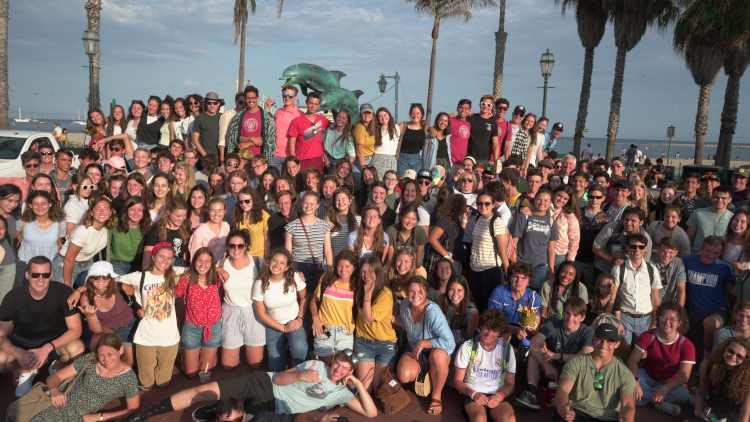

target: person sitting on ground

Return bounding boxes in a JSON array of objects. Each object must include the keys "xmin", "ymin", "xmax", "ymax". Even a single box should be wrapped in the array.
[
  {"xmin": 626, "ymin": 300, "xmax": 695, "ymax": 417},
  {"xmin": 553, "ymin": 323, "xmax": 637, "ymax": 422},
  {"xmin": 488, "ymin": 261, "xmax": 541, "ymax": 344},
  {"xmin": 691, "ymin": 338, "xmax": 750, "ymax": 422},
  {"xmin": 453, "ymin": 309, "xmax": 517, "ymax": 422},
  {"xmin": 512, "ymin": 297, "xmax": 594, "ymax": 411},
  {"xmin": 122, "ymin": 350, "xmax": 378, "ymax": 422}
]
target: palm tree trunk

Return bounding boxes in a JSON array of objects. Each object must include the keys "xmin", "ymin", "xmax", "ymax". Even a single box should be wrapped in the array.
[
  {"xmin": 425, "ymin": 19, "xmax": 439, "ymax": 125},
  {"xmin": 693, "ymin": 83, "xmax": 711, "ymax": 165},
  {"xmin": 573, "ymin": 47, "xmax": 595, "ymax": 159},
  {"xmin": 0, "ymin": 0, "xmax": 8, "ymax": 131},
  {"xmin": 717, "ymin": 71, "xmax": 741, "ymax": 168},
  {"xmin": 605, "ymin": 45, "xmax": 627, "ymax": 161},
  {"xmin": 238, "ymin": 15, "xmax": 247, "ymax": 92},
  {"xmin": 492, "ymin": 0, "xmax": 507, "ymax": 99}
]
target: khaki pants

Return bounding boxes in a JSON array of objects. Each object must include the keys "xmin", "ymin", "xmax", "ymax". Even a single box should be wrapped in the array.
[{"xmin": 135, "ymin": 343, "xmax": 179, "ymax": 388}]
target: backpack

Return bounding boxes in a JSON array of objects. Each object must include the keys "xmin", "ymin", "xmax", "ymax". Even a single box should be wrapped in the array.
[
  {"xmin": 463, "ymin": 335, "xmax": 513, "ymax": 388},
  {"xmin": 474, "ymin": 213, "xmax": 502, "ymax": 267},
  {"xmin": 618, "ymin": 262, "xmax": 656, "ymax": 293}
]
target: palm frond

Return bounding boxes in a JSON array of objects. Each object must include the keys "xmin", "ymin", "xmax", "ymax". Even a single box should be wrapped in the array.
[
  {"xmin": 406, "ymin": 0, "xmax": 495, "ymax": 22},
  {"xmin": 277, "ymin": 0, "xmax": 285, "ymax": 18},
  {"xmin": 232, "ymin": 0, "xmax": 250, "ymax": 43}
]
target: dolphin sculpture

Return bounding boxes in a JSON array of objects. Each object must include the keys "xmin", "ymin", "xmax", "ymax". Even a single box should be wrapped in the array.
[
  {"xmin": 280, "ymin": 63, "xmax": 346, "ymax": 96},
  {"xmin": 320, "ymin": 87, "xmax": 364, "ymax": 125}
]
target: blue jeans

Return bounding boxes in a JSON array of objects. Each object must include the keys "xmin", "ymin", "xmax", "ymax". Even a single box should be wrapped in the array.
[
  {"xmin": 553, "ymin": 254, "xmax": 567, "ymax": 272},
  {"xmin": 0, "ymin": 264, "xmax": 15, "ymax": 302},
  {"xmin": 313, "ymin": 325, "xmax": 354, "ymax": 357},
  {"xmin": 397, "ymin": 152, "xmax": 423, "ymax": 177},
  {"xmin": 621, "ymin": 313, "xmax": 652, "ymax": 345},
  {"xmin": 111, "ymin": 260, "xmax": 132, "ymax": 277},
  {"xmin": 636, "ymin": 367, "xmax": 689, "ymax": 405},
  {"xmin": 265, "ymin": 324, "xmax": 308, "ymax": 372},
  {"xmin": 110, "ymin": 318, "xmax": 137, "ymax": 347},
  {"xmin": 50, "ymin": 254, "xmax": 92, "ymax": 288},
  {"xmin": 271, "ymin": 156, "xmax": 285, "ymax": 177},
  {"xmin": 532, "ymin": 263, "xmax": 549, "ymax": 289},
  {"xmin": 468, "ymin": 266, "xmax": 505, "ymax": 313}
]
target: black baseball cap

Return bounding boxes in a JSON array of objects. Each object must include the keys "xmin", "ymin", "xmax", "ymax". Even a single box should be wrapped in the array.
[
  {"xmin": 513, "ymin": 105, "xmax": 526, "ymax": 116},
  {"xmin": 594, "ymin": 323, "xmax": 619, "ymax": 342},
  {"xmin": 613, "ymin": 180, "xmax": 630, "ymax": 190},
  {"xmin": 417, "ymin": 169, "xmax": 432, "ymax": 180},
  {"xmin": 552, "ymin": 122, "xmax": 564, "ymax": 132}
]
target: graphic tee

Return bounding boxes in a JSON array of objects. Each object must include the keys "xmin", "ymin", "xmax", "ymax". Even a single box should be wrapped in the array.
[
  {"xmin": 683, "ymin": 256, "xmax": 735, "ymax": 316},
  {"xmin": 455, "ymin": 338, "xmax": 517, "ymax": 394},
  {"xmin": 242, "ymin": 109, "xmax": 262, "ymax": 155},
  {"xmin": 272, "ymin": 360, "xmax": 355, "ymax": 414},
  {"xmin": 509, "ymin": 213, "xmax": 559, "ymax": 267},
  {"xmin": 287, "ymin": 115, "xmax": 331, "ymax": 160},
  {"xmin": 450, "ymin": 118, "xmax": 471, "ymax": 164}
]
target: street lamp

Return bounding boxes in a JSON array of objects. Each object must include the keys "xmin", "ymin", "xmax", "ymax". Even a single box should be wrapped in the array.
[
  {"xmin": 667, "ymin": 125, "xmax": 675, "ymax": 167},
  {"xmin": 538, "ymin": 48, "xmax": 555, "ymax": 118},
  {"xmin": 82, "ymin": 28, "xmax": 100, "ymax": 109},
  {"xmin": 377, "ymin": 72, "xmax": 400, "ymax": 122}
]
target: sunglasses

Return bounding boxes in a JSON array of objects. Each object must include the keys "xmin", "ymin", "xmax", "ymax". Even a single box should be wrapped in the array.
[
  {"xmin": 29, "ymin": 272, "xmax": 51, "ymax": 279},
  {"xmin": 342, "ymin": 348, "xmax": 359, "ymax": 364},
  {"xmin": 226, "ymin": 162, "xmax": 240, "ymax": 168},
  {"xmin": 418, "ymin": 180, "xmax": 431, "ymax": 186},
  {"xmin": 219, "ymin": 417, "xmax": 244, "ymax": 422},
  {"xmin": 397, "ymin": 245, "xmax": 415, "ymax": 252},
  {"xmin": 188, "ymin": 101, "xmax": 200, "ymax": 106},
  {"xmin": 110, "ymin": 147, "xmax": 122, "ymax": 152},
  {"xmin": 480, "ymin": 103, "xmax": 493, "ymax": 108},
  {"xmin": 411, "ymin": 102, "xmax": 422, "ymax": 107},
  {"xmin": 206, "ymin": 101, "xmax": 219, "ymax": 105},
  {"xmin": 593, "ymin": 371, "xmax": 604, "ymax": 390},
  {"xmin": 461, "ymin": 178, "xmax": 473, "ymax": 182},
  {"xmin": 282, "ymin": 94, "xmax": 295, "ymax": 99},
  {"xmin": 239, "ymin": 199, "xmax": 252, "ymax": 205},
  {"xmin": 726, "ymin": 349, "xmax": 747, "ymax": 361},
  {"xmin": 24, "ymin": 163, "xmax": 40, "ymax": 169},
  {"xmin": 40, "ymin": 151, "xmax": 54, "ymax": 156},
  {"xmin": 238, "ymin": 100, "xmax": 245, "ymax": 105},
  {"xmin": 81, "ymin": 184, "xmax": 96, "ymax": 191},
  {"xmin": 588, "ymin": 195, "xmax": 604, "ymax": 200},
  {"xmin": 613, "ymin": 164, "xmax": 623, "ymax": 167},
  {"xmin": 476, "ymin": 201, "xmax": 493, "ymax": 208},
  {"xmin": 514, "ymin": 111, "xmax": 525, "ymax": 116},
  {"xmin": 482, "ymin": 175, "xmax": 494, "ymax": 179},
  {"xmin": 497, "ymin": 106, "xmax": 508, "ymax": 111},
  {"xmin": 91, "ymin": 275, "xmax": 112, "ymax": 280},
  {"xmin": 228, "ymin": 243, "xmax": 246, "ymax": 250},
  {"xmin": 628, "ymin": 244, "xmax": 647, "ymax": 250}
]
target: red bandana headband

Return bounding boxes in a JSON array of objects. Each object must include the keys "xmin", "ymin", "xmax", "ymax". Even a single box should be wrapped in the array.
[{"xmin": 150, "ymin": 242, "xmax": 175, "ymax": 258}]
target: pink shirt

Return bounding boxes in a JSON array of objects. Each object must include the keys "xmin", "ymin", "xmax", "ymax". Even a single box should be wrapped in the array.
[
  {"xmin": 450, "ymin": 118, "xmax": 470, "ymax": 164},
  {"xmin": 273, "ymin": 106, "xmax": 305, "ymax": 158},
  {"xmin": 187, "ymin": 222, "xmax": 230, "ymax": 262},
  {"xmin": 288, "ymin": 115, "xmax": 331, "ymax": 160},
  {"xmin": 553, "ymin": 209, "xmax": 580, "ymax": 261},
  {"xmin": 0, "ymin": 177, "xmax": 30, "ymax": 201},
  {"xmin": 242, "ymin": 110, "xmax": 263, "ymax": 156}
]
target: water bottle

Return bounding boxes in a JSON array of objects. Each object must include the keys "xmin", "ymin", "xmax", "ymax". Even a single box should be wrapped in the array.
[{"xmin": 704, "ymin": 407, "xmax": 717, "ymax": 422}]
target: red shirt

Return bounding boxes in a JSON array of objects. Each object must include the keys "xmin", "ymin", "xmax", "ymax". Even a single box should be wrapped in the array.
[
  {"xmin": 635, "ymin": 329, "xmax": 695, "ymax": 383},
  {"xmin": 287, "ymin": 115, "xmax": 330, "ymax": 160},
  {"xmin": 176, "ymin": 276, "xmax": 223, "ymax": 342},
  {"xmin": 450, "ymin": 118, "xmax": 470, "ymax": 164},
  {"xmin": 242, "ymin": 110, "xmax": 263, "ymax": 155}
]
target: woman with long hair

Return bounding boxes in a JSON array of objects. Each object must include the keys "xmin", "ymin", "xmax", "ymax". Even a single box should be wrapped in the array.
[
  {"xmin": 371, "ymin": 107, "xmax": 400, "ymax": 179},
  {"xmin": 551, "ymin": 185, "xmax": 581, "ymax": 270},
  {"xmin": 722, "ymin": 210, "xmax": 750, "ymax": 275},
  {"xmin": 219, "ymin": 230, "xmax": 266, "ymax": 371},
  {"xmin": 646, "ymin": 205, "xmax": 691, "ymax": 258},
  {"xmin": 370, "ymin": 181, "xmax": 397, "ymax": 228},
  {"xmin": 189, "ymin": 197, "xmax": 230, "ymax": 261},
  {"xmin": 354, "ymin": 256, "xmax": 397, "ymax": 394},
  {"xmin": 386, "ymin": 204, "xmax": 428, "ymax": 265},
  {"xmin": 326, "ymin": 188, "xmax": 361, "ymax": 258},
  {"xmin": 62, "ymin": 172, "xmax": 94, "ymax": 235},
  {"xmin": 428, "ymin": 257, "xmax": 456, "ymax": 301},
  {"xmin": 386, "ymin": 247, "xmax": 427, "ymax": 299},
  {"xmin": 0, "ymin": 216, "xmax": 13, "ymax": 301},
  {"xmin": 143, "ymin": 197, "xmax": 191, "ymax": 267},
  {"xmin": 334, "ymin": 158, "xmax": 356, "ymax": 194},
  {"xmin": 353, "ymin": 104, "xmax": 376, "ymax": 190},
  {"xmin": 170, "ymin": 97, "xmax": 189, "ymax": 141},
  {"xmin": 311, "ymin": 250, "xmax": 359, "ymax": 366},
  {"xmin": 511, "ymin": 113, "xmax": 538, "ymax": 174},
  {"xmin": 396, "ymin": 103, "xmax": 427, "ymax": 177},
  {"xmin": 109, "ymin": 196, "xmax": 152, "ymax": 275},
  {"xmin": 105, "ymin": 105, "xmax": 128, "ymax": 138},
  {"xmin": 284, "ymin": 155, "xmax": 306, "ymax": 194},
  {"xmin": 16, "ymin": 190, "xmax": 65, "ymax": 264},
  {"xmin": 232, "ymin": 187, "xmax": 269, "ymax": 259},
  {"xmin": 423, "ymin": 112, "xmax": 452, "ymax": 170},
  {"xmin": 587, "ymin": 273, "xmax": 621, "ymax": 322},
  {"xmin": 51, "ymin": 197, "xmax": 114, "ymax": 288},
  {"xmin": 649, "ymin": 183, "xmax": 684, "ymax": 224},
  {"xmin": 171, "ymin": 161, "xmax": 196, "ymax": 201},
  {"xmin": 629, "ymin": 180, "xmax": 654, "ymax": 218},
  {"xmin": 0, "ymin": 185, "xmax": 21, "ymax": 292},
  {"xmin": 316, "ymin": 174, "xmax": 339, "ymax": 220},
  {"xmin": 121, "ymin": 172, "xmax": 148, "ymax": 204},
  {"xmin": 85, "ymin": 163, "xmax": 108, "ymax": 199},
  {"xmin": 25, "ymin": 173, "xmax": 61, "ymax": 211},
  {"xmin": 158, "ymin": 98, "xmax": 175, "ymax": 147},
  {"xmin": 356, "ymin": 166, "xmax": 379, "ymax": 211},
  {"xmin": 181, "ymin": 94, "xmax": 202, "ymax": 139},
  {"xmin": 258, "ymin": 169, "xmax": 278, "ymax": 212},
  {"xmin": 176, "ymin": 247, "xmax": 222, "ymax": 378},
  {"xmin": 436, "ymin": 275, "xmax": 478, "ymax": 347},
  {"xmin": 348, "ymin": 206, "xmax": 389, "ymax": 262},
  {"xmin": 302, "ymin": 168, "xmax": 322, "ymax": 197},
  {"xmin": 285, "ymin": 191, "xmax": 333, "ymax": 295},
  {"xmin": 208, "ymin": 167, "xmax": 228, "ymax": 199},
  {"xmin": 147, "ymin": 172, "xmax": 172, "ymax": 222},
  {"xmin": 539, "ymin": 261, "xmax": 587, "ymax": 325},
  {"xmin": 252, "ymin": 248, "xmax": 307, "ymax": 372},
  {"xmin": 323, "ymin": 109, "xmax": 356, "ymax": 172},
  {"xmin": 188, "ymin": 184, "xmax": 208, "ymax": 230},
  {"xmin": 395, "ymin": 179, "xmax": 431, "ymax": 235},
  {"xmin": 124, "ymin": 100, "xmax": 144, "ymax": 151},
  {"xmin": 578, "ymin": 184, "xmax": 613, "ymax": 290},
  {"xmin": 694, "ymin": 338, "xmax": 750, "ymax": 422},
  {"xmin": 424, "ymin": 194, "xmax": 466, "ymax": 275},
  {"xmin": 548, "ymin": 173, "xmax": 563, "ymax": 191},
  {"xmin": 626, "ymin": 301, "xmax": 693, "ymax": 416},
  {"xmin": 83, "ymin": 108, "xmax": 106, "ymax": 147},
  {"xmin": 225, "ymin": 170, "xmax": 249, "ymax": 219}
]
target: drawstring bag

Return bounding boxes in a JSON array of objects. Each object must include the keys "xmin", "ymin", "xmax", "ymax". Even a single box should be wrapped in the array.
[{"xmin": 376, "ymin": 367, "xmax": 411, "ymax": 414}]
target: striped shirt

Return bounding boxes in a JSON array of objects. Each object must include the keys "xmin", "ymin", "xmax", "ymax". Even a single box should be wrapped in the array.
[
  {"xmin": 329, "ymin": 215, "xmax": 361, "ymax": 258},
  {"xmin": 314, "ymin": 279, "xmax": 356, "ymax": 333},
  {"xmin": 470, "ymin": 215, "xmax": 507, "ymax": 272},
  {"xmin": 285, "ymin": 218, "xmax": 331, "ymax": 264}
]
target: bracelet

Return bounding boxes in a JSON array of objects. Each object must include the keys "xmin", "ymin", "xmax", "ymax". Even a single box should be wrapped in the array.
[
  {"xmin": 48, "ymin": 341, "xmax": 56, "ymax": 351},
  {"xmin": 364, "ymin": 299, "xmax": 371, "ymax": 302},
  {"xmin": 496, "ymin": 392, "xmax": 505, "ymax": 402},
  {"xmin": 463, "ymin": 387, "xmax": 469, "ymax": 396},
  {"xmin": 470, "ymin": 391, "xmax": 477, "ymax": 400}
]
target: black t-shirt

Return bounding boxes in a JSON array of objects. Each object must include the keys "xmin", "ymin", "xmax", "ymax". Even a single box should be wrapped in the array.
[
  {"xmin": 0, "ymin": 283, "xmax": 77, "ymax": 340},
  {"xmin": 145, "ymin": 224, "xmax": 186, "ymax": 259},
  {"xmin": 466, "ymin": 114, "xmax": 498, "ymax": 161},
  {"xmin": 540, "ymin": 318, "xmax": 594, "ymax": 355}
]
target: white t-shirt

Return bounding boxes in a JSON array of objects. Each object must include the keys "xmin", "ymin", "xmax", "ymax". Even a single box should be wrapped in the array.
[
  {"xmin": 222, "ymin": 257, "xmax": 264, "ymax": 308},
  {"xmin": 119, "ymin": 268, "xmax": 186, "ymax": 346},
  {"xmin": 181, "ymin": 115, "xmax": 196, "ymax": 138},
  {"xmin": 455, "ymin": 190, "xmax": 477, "ymax": 209},
  {"xmin": 53, "ymin": 126, "xmax": 62, "ymax": 137},
  {"xmin": 347, "ymin": 230, "xmax": 390, "ymax": 258},
  {"xmin": 59, "ymin": 224, "xmax": 107, "ymax": 261},
  {"xmin": 251, "ymin": 273, "xmax": 305, "ymax": 324},
  {"xmin": 374, "ymin": 126, "xmax": 400, "ymax": 155},
  {"xmin": 395, "ymin": 205, "xmax": 431, "ymax": 227},
  {"xmin": 63, "ymin": 196, "xmax": 89, "ymax": 225},
  {"xmin": 455, "ymin": 338, "xmax": 517, "ymax": 394},
  {"xmin": 531, "ymin": 133, "xmax": 546, "ymax": 166}
]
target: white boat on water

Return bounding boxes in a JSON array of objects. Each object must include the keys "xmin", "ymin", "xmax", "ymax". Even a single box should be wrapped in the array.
[
  {"xmin": 13, "ymin": 107, "xmax": 30, "ymax": 123},
  {"xmin": 72, "ymin": 109, "xmax": 86, "ymax": 125}
]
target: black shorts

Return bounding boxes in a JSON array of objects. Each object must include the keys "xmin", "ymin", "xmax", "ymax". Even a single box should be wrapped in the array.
[
  {"xmin": 9, "ymin": 333, "xmax": 62, "ymax": 361},
  {"xmin": 250, "ymin": 412, "xmax": 297, "ymax": 422},
  {"xmin": 461, "ymin": 395, "xmax": 507, "ymax": 421},
  {"xmin": 217, "ymin": 372, "xmax": 276, "ymax": 415}
]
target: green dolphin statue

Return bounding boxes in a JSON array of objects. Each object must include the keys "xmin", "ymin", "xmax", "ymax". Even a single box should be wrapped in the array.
[
  {"xmin": 320, "ymin": 87, "xmax": 364, "ymax": 126},
  {"xmin": 280, "ymin": 63, "xmax": 346, "ymax": 96}
]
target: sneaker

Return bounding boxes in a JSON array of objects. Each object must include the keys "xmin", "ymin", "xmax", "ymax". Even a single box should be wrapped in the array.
[
  {"xmin": 48, "ymin": 360, "xmax": 59, "ymax": 375},
  {"xmin": 15, "ymin": 369, "xmax": 38, "ymax": 397},
  {"xmin": 511, "ymin": 390, "xmax": 540, "ymax": 410},
  {"xmin": 655, "ymin": 401, "xmax": 681, "ymax": 418},
  {"xmin": 192, "ymin": 404, "xmax": 217, "ymax": 422}
]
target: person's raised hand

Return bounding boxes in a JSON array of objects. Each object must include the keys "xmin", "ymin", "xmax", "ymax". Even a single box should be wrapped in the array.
[
  {"xmin": 299, "ymin": 366, "xmax": 323, "ymax": 383},
  {"xmin": 77, "ymin": 304, "xmax": 98, "ymax": 316}
]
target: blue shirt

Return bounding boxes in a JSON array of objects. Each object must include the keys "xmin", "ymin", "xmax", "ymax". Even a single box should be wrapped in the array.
[
  {"xmin": 543, "ymin": 132, "xmax": 556, "ymax": 153},
  {"xmin": 271, "ymin": 360, "xmax": 355, "ymax": 414},
  {"xmin": 488, "ymin": 284, "xmax": 541, "ymax": 327},
  {"xmin": 399, "ymin": 300, "xmax": 456, "ymax": 355},
  {"xmin": 683, "ymin": 256, "xmax": 735, "ymax": 316}
]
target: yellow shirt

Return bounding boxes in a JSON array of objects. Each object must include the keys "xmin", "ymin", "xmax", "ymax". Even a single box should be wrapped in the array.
[
  {"xmin": 353, "ymin": 123, "xmax": 375, "ymax": 157},
  {"xmin": 237, "ymin": 210, "xmax": 269, "ymax": 257},
  {"xmin": 313, "ymin": 279, "xmax": 356, "ymax": 334},
  {"xmin": 355, "ymin": 286, "xmax": 397, "ymax": 343}
]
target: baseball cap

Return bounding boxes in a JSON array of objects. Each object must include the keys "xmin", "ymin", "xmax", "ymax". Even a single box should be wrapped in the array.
[
  {"xmin": 87, "ymin": 261, "xmax": 120, "ymax": 279},
  {"xmin": 417, "ymin": 169, "xmax": 432, "ymax": 180},
  {"xmin": 613, "ymin": 180, "xmax": 630, "ymax": 190},
  {"xmin": 513, "ymin": 105, "xmax": 526, "ymax": 116},
  {"xmin": 359, "ymin": 103, "xmax": 374, "ymax": 114},
  {"xmin": 538, "ymin": 159, "xmax": 554, "ymax": 169},
  {"xmin": 431, "ymin": 166, "xmax": 445, "ymax": 184},
  {"xmin": 238, "ymin": 149, "xmax": 253, "ymax": 161},
  {"xmin": 736, "ymin": 168, "xmax": 749, "ymax": 178},
  {"xmin": 103, "ymin": 156, "xmax": 127, "ymax": 170},
  {"xmin": 594, "ymin": 323, "xmax": 619, "ymax": 342},
  {"xmin": 701, "ymin": 172, "xmax": 719, "ymax": 181},
  {"xmin": 482, "ymin": 169, "xmax": 494, "ymax": 176},
  {"xmin": 552, "ymin": 122, "xmax": 564, "ymax": 132},
  {"xmin": 404, "ymin": 169, "xmax": 417, "ymax": 180}
]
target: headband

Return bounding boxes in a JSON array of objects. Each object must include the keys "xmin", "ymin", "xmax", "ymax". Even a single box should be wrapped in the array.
[{"xmin": 150, "ymin": 241, "xmax": 175, "ymax": 258}]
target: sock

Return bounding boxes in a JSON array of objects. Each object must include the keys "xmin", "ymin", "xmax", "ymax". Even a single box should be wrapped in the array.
[
  {"xmin": 142, "ymin": 397, "xmax": 174, "ymax": 417},
  {"xmin": 528, "ymin": 384, "xmax": 537, "ymax": 397}
]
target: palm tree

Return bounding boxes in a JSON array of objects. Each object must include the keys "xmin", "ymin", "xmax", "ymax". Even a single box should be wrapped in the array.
[
  {"xmin": 556, "ymin": 0, "xmax": 609, "ymax": 158},
  {"xmin": 716, "ymin": 42, "xmax": 750, "ymax": 168},
  {"xmin": 84, "ymin": 0, "xmax": 101, "ymax": 109},
  {"xmin": 604, "ymin": 0, "xmax": 676, "ymax": 160},
  {"xmin": 492, "ymin": 0, "xmax": 507, "ymax": 99},
  {"xmin": 232, "ymin": 0, "xmax": 257, "ymax": 92},
  {"xmin": 406, "ymin": 0, "xmax": 496, "ymax": 124},
  {"xmin": 0, "ymin": 0, "xmax": 8, "ymax": 130}
]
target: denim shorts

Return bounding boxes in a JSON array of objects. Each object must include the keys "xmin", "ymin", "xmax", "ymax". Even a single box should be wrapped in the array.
[
  {"xmin": 353, "ymin": 336, "xmax": 397, "ymax": 366},
  {"xmin": 180, "ymin": 320, "xmax": 222, "ymax": 350},
  {"xmin": 110, "ymin": 318, "xmax": 137, "ymax": 347},
  {"xmin": 313, "ymin": 325, "xmax": 354, "ymax": 357}
]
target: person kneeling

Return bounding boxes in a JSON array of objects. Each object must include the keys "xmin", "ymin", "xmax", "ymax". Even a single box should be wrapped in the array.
[
  {"xmin": 453, "ymin": 309, "xmax": 516, "ymax": 422},
  {"xmin": 512, "ymin": 297, "xmax": 594, "ymax": 410}
]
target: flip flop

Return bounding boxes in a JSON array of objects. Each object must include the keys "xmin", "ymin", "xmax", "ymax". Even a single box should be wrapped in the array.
[{"xmin": 427, "ymin": 398, "xmax": 442, "ymax": 415}]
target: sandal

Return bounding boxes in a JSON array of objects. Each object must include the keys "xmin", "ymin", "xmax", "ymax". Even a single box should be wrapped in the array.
[{"xmin": 427, "ymin": 399, "xmax": 442, "ymax": 415}]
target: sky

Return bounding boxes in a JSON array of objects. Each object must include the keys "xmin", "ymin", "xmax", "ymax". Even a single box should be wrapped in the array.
[{"xmin": 8, "ymin": 0, "xmax": 750, "ymax": 145}]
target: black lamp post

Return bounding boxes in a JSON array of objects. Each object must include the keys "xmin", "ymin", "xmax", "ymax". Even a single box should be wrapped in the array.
[
  {"xmin": 82, "ymin": 28, "xmax": 100, "ymax": 109},
  {"xmin": 538, "ymin": 48, "xmax": 555, "ymax": 118},
  {"xmin": 377, "ymin": 72, "xmax": 400, "ymax": 122}
]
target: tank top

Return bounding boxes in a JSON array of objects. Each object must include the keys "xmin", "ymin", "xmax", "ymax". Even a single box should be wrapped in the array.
[
  {"xmin": 447, "ymin": 302, "xmax": 476, "ymax": 345},
  {"xmin": 436, "ymin": 136, "xmax": 448, "ymax": 160},
  {"xmin": 401, "ymin": 126, "xmax": 424, "ymax": 154},
  {"xmin": 94, "ymin": 293, "xmax": 135, "ymax": 329}
]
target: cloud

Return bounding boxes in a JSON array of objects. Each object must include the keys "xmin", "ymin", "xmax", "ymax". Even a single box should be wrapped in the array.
[{"xmin": 184, "ymin": 79, "xmax": 198, "ymax": 86}]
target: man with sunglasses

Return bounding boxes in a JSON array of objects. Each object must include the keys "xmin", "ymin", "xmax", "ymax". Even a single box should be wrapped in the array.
[
  {"xmin": 593, "ymin": 207, "xmax": 652, "ymax": 286},
  {"xmin": 416, "ymin": 169, "xmax": 438, "ymax": 213},
  {"xmin": 609, "ymin": 157, "xmax": 625, "ymax": 184},
  {"xmin": 272, "ymin": 85, "xmax": 305, "ymax": 175},
  {"xmin": 50, "ymin": 149, "xmax": 74, "ymax": 204},
  {"xmin": 37, "ymin": 142, "xmax": 56, "ymax": 174},
  {"xmin": 466, "ymin": 95, "xmax": 500, "ymax": 174},
  {"xmin": 0, "ymin": 256, "xmax": 84, "ymax": 397},
  {"xmin": 123, "ymin": 350, "xmax": 377, "ymax": 422},
  {"xmin": 492, "ymin": 98, "xmax": 513, "ymax": 161},
  {"xmin": 554, "ymin": 323, "xmax": 636, "ymax": 422},
  {"xmin": 192, "ymin": 92, "xmax": 224, "ymax": 162},
  {"xmin": 0, "ymin": 151, "xmax": 41, "ymax": 202}
]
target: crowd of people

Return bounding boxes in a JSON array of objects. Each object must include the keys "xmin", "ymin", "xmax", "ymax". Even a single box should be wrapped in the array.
[{"xmin": 1, "ymin": 86, "xmax": 750, "ymax": 422}]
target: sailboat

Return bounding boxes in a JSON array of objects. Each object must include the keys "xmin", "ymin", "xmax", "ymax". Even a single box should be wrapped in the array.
[
  {"xmin": 39, "ymin": 113, "xmax": 46, "ymax": 124},
  {"xmin": 72, "ymin": 109, "xmax": 86, "ymax": 125},
  {"xmin": 31, "ymin": 113, "xmax": 38, "ymax": 123},
  {"xmin": 13, "ymin": 107, "xmax": 30, "ymax": 123}
]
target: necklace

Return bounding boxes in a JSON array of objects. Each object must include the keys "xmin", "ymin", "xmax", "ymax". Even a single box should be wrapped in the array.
[{"xmin": 95, "ymin": 292, "xmax": 108, "ymax": 298}]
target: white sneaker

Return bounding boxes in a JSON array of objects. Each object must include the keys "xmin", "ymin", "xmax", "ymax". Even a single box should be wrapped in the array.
[
  {"xmin": 48, "ymin": 360, "xmax": 59, "ymax": 375},
  {"xmin": 15, "ymin": 369, "xmax": 37, "ymax": 397}
]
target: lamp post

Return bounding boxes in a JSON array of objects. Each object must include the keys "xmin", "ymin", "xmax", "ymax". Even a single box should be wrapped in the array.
[
  {"xmin": 82, "ymin": 28, "xmax": 100, "ymax": 109},
  {"xmin": 378, "ymin": 72, "xmax": 400, "ymax": 122},
  {"xmin": 667, "ymin": 125, "xmax": 675, "ymax": 167},
  {"xmin": 537, "ymin": 48, "xmax": 555, "ymax": 118}
]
